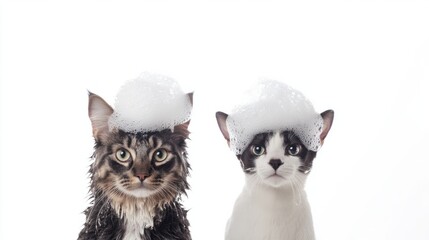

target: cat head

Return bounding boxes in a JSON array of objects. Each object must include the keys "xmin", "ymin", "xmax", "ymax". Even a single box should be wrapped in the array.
[
  {"xmin": 216, "ymin": 110, "xmax": 333, "ymax": 188},
  {"xmin": 88, "ymin": 92, "xmax": 193, "ymax": 203}
]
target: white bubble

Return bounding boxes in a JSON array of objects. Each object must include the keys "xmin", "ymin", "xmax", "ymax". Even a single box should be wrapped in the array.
[
  {"xmin": 226, "ymin": 79, "xmax": 323, "ymax": 154},
  {"xmin": 108, "ymin": 73, "xmax": 192, "ymax": 133}
]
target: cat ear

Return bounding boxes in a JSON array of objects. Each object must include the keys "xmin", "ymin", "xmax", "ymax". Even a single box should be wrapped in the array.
[
  {"xmin": 215, "ymin": 111, "xmax": 230, "ymax": 145},
  {"xmin": 174, "ymin": 120, "xmax": 191, "ymax": 138},
  {"xmin": 187, "ymin": 92, "xmax": 194, "ymax": 106},
  {"xmin": 88, "ymin": 92, "xmax": 114, "ymax": 143},
  {"xmin": 172, "ymin": 92, "xmax": 194, "ymax": 138},
  {"xmin": 320, "ymin": 110, "xmax": 334, "ymax": 144}
]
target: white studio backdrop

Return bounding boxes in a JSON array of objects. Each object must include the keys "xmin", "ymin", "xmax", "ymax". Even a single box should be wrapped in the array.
[{"xmin": 1, "ymin": 0, "xmax": 428, "ymax": 240}]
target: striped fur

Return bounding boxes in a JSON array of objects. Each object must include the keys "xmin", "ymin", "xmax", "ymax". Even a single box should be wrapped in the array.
[{"xmin": 79, "ymin": 93, "xmax": 192, "ymax": 240}]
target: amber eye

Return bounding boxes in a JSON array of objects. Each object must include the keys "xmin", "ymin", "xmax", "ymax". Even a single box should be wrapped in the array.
[
  {"xmin": 287, "ymin": 144, "xmax": 302, "ymax": 156},
  {"xmin": 153, "ymin": 148, "xmax": 168, "ymax": 162},
  {"xmin": 251, "ymin": 145, "xmax": 265, "ymax": 156},
  {"xmin": 115, "ymin": 149, "xmax": 131, "ymax": 162}
]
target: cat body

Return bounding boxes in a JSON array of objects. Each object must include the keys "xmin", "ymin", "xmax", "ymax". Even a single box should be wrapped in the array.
[
  {"xmin": 226, "ymin": 177, "xmax": 314, "ymax": 240},
  {"xmin": 216, "ymin": 110, "xmax": 333, "ymax": 240},
  {"xmin": 79, "ymin": 92, "xmax": 193, "ymax": 240},
  {"xmin": 79, "ymin": 198, "xmax": 189, "ymax": 240}
]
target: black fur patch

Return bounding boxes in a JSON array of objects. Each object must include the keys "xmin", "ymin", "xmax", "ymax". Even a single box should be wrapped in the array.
[
  {"xmin": 143, "ymin": 201, "xmax": 190, "ymax": 240},
  {"xmin": 238, "ymin": 132, "xmax": 272, "ymax": 173},
  {"xmin": 281, "ymin": 131, "xmax": 317, "ymax": 174},
  {"xmin": 237, "ymin": 131, "xmax": 318, "ymax": 174},
  {"xmin": 78, "ymin": 199, "xmax": 124, "ymax": 240}
]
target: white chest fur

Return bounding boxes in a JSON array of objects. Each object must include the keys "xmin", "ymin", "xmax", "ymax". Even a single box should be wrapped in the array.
[
  {"xmin": 112, "ymin": 201, "xmax": 156, "ymax": 240},
  {"xmin": 225, "ymin": 178, "xmax": 315, "ymax": 240},
  {"xmin": 122, "ymin": 208, "xmax": 154, "ymax": 240}
]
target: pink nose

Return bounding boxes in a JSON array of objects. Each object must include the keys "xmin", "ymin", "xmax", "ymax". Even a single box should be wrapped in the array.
[{"xmin": 135, "ymin": 174, "xmax": 150, "ymax": 182}]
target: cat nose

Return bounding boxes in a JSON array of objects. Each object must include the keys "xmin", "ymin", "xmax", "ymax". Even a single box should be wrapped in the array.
[
  {"xmin": 135, "ymin": 174, "xmax": 150, "ymax": 182},
  {"xmin": 269, "ymin": 159, "xmax": 284, "ymax": 170}
]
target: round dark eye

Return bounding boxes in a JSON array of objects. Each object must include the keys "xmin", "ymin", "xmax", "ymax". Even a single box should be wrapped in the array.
[
  {"xmin": 115, "ymin": 149, "xmax": 131, "ymax": 162},
  {"xmin": 153, "ymin": 149, "xmax": 168, "ymax": 162},
  {"xmin": 251, "ymin": 145, "xmax": 265, "ymax": 156},
  {"xmin": 287, "ymin": 144, "xmax": 301, "ymax": 156}
]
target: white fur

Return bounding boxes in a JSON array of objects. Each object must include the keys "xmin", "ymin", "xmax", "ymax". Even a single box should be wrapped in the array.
[
  {"xmin": 117, "ymin": 182, "xmax": 157, "ymax": 199},
  {"xmin": 120, "ymin": 202, "xmax": 155, "ymax": 240},
  {"xmin": 225, "ymin": 132, "xmax": 315, "ymax": 240}
]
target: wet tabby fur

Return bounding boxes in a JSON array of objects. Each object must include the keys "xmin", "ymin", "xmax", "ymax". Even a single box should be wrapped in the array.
[{"xmin": 78, "ymin": 93, "xmax": 192, "ymax": 240}]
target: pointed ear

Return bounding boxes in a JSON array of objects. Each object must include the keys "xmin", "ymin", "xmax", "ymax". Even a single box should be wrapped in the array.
[
  {"xmin": 187, "ymin": 92, "xmax": 194, "ymax": 106},
  {"xmin": 88, "ymin": 92, "xmax": 114, "ymax": 143},
  {"xmin": 320, "ymin": 110, "xmax": 334, "ymax": 144},
  {"xmin": 174, "ymin": 120, "xmax": 191, "ymax": 138},
  {"xmin": 172, "ymin": 92, "xmax": 194, "ymax": 138},
  {"xmin": 215, "ymin": 111, "xmax": 230, "ymax": 145}
]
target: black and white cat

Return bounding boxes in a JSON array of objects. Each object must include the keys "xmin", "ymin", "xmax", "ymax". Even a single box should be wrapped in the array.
[
  {"xmin": 216, "ymin": 110, "xmax": 334, "ymax": 240},
  {"xmin": 78, "ymin": 92, "xmax": 193, "ymax": 240}
]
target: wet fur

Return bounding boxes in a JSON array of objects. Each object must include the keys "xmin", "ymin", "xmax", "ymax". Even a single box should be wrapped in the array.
[{"xmin": 79, "ymin": 93, "xmax": 192, "ymax": 240}]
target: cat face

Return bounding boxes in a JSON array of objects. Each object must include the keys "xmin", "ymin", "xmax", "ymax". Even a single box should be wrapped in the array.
[
  {"xmin": 92, "ymin": 129, "xmax": 189, "ymax": 200},
  {"xmin": 88, "ymin": 93, "xmax": 191, "ymax": 202},
  {"xmin": 239, "ymin": 131, "xmax": 316, "ymax": 187},
  {"xmin": 216, "ymin": 110, "xmax": 334, "ymax": 188}
]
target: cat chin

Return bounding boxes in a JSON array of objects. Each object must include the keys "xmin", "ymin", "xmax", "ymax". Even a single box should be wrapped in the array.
[
  {"xmin": 117, "ymin": 185, "xmax": 157, "ymax": 198},
  {"xmin": 127, "ymin": 188, "xmax": 157, "ymax": 198},
  {"xmin": 261, "ymin": 175, "xmax": 290, "ymax": 188}
]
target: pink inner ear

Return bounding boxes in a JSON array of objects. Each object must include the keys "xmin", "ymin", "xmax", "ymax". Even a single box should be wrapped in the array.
[
  {"xmin": 216, "ymin": 112, "xmax": 230, "ymax": 142},
  {"xmin": 88, "ymin": 93, "xmax": 114, "ymax": 142},
  {"xmin": 320, "ymin": 110, "xmax": 334, "ymax": 143},
  {"xmin": 187, "ymin": 92, "xmax": 194, "ymax": 106},
  {"xmin": 174, "ymin": 120, "xmax": 191, "ymax": 138}
]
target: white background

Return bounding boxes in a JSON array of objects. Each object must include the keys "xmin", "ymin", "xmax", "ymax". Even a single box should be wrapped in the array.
[{"xmin": 1, "ymin": 0, "xmax": 428, "ymax": 240}]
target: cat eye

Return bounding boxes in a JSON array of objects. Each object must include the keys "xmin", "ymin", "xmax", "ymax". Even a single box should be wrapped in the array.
[
  {"xmin": 251, "ymin": 145, "xmax": 265, "ymax": 156},
  {"xmin": 153, "ymin": 148, "xmax": 168, "ymax": 162},
  {"xmin": 287, "ymin": 144, "xmax": 302, "ymax": 156},
  {"xmin": 115, "ymin": 149, "xmax": 131, "ymax": 162}
]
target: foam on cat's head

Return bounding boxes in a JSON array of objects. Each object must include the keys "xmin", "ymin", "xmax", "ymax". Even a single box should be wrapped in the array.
[
  {"xmin": 108, "ymin": 73, "xmax": 192, "ymax": 133},
  {"xmin": 226, "ymin": 80, "xmax": 324, "ymax": 155}
]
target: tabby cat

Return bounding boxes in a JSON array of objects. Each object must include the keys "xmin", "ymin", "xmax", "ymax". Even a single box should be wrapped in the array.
[{"xmin": 78, "ymin": 92, "xmax": 193, "ymax": 240}]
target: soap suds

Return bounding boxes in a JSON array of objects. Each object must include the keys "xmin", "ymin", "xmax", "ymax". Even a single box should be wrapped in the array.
[
  {"xmin": 226, "ymin": 80, "xmax": 323, "ymax": 154},
  {"xmin": 109, "ymin": 73, "xmax": 192, "ymax": 133}
]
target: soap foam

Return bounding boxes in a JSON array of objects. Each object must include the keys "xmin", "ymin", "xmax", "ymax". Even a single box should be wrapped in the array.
[
  {"xmin": 109, "ymin": 73, "xmax": 192, "ymax": 133},
  {"xmin": 226, "ymin": 80, "xmax": 323, "ymax": 154}
]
